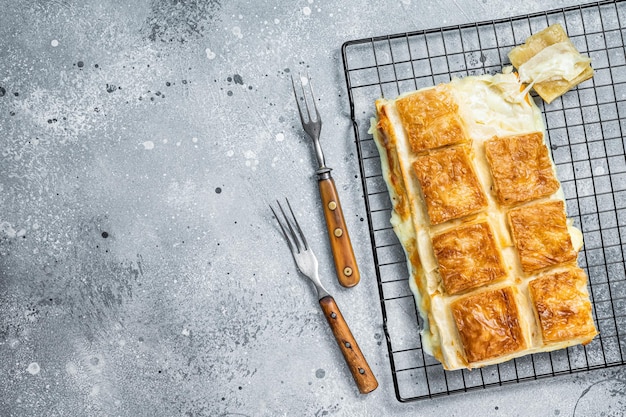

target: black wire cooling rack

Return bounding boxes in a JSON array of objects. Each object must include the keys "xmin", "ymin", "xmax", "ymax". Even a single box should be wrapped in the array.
[{"xmin": 341, "ymin": 0, "xmax": 626, "ymax": 402}]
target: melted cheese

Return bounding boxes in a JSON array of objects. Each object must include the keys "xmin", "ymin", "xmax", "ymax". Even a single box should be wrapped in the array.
[{"xmin": 518, "ymin": 41, "xmax": 592, "ymax": 85}]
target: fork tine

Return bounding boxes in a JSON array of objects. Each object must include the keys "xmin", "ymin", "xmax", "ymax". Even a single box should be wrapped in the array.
[
  {"xmin": 292, "ymin": 73, "xmax": 320, "ymax": 124},
  {"xmin": 291, "ymin": 75, "xmax": 308, "ymax": 125},
  {"xmin": 305, "ymin": 72, "xmax": 321, "ymax": 123},
  {"xmin": 276, "ymin": 199, "xmax": 303, "ymax": 253},
  {"xmin": 270, "ymin": 204, "xmax": 296, "ymax": 254},
  {"xmin": 298, "ymin": 73, "xmax": 313, "ymax": 122},
  {"xmin": 285, "ymin": 198, "xmax": 309, "ymax": 251}
]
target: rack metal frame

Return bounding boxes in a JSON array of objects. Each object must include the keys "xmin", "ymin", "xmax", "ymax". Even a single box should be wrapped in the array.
[{"xmin": 341, "ymin": 0, "xmax": 626, "ymax": 402}]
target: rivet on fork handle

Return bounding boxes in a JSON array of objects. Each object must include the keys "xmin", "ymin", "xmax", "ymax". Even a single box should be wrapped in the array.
[
  {"xmin": 291, "ymin": 73, "xmax": 360, "ymax": 288},
  {"xmin": 270, "ymin": 198, "xmax": 377, "ymax": 394},
  {"xmin": 319, "ymin": 295, "xmax": 378, "ymax": 394},
  {"xmin": 318, "ymin": 174, "xmax": 360, "ymax": 288}
]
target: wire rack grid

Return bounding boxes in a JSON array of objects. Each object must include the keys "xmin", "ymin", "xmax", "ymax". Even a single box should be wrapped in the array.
[{"xmin": 341, "ymin": 0, "xmax": 626, "ymax": 402}]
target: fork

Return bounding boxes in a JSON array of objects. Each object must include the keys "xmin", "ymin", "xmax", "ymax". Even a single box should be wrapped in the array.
[
  {"xmin": 291, "ymin": 74, "xmax": 360, "ymax": 288},
  {"xmin": 270, "ymin": 198, "xmax": 378, "ymax": 394}
]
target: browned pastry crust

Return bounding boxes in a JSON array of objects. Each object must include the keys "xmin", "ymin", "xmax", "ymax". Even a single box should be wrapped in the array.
[
  {"xmin": 395, "ymin": 85, "xmax": 468, "ymax": 154},
  {"xmin": 529, "ymin": 267, "xmax": 597, "ymax": 344},
  {"xmin": 432, "ymin": 221, "xmax": 507, "ymax": 295},
  {"xmin": 451, "ymin": 287, "xmax": 526, "ymax": 363},
  {"xmin": 375, "ymin": 100, "xmax": 411, "ymax": 221},
  {"xmin": 485, "ymin": 132, "xmax": 560, "ymax": 206},
  {"xmin": 412, "ymin": 146, "xmax": 488, "ymax": 225},
  {"xmin": 508, "ymin": 200, "xmax": 577, "ymax": 273}
]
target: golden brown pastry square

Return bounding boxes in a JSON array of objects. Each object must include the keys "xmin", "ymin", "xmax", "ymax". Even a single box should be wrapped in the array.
[
  {"xmin": 451, "ymin": 287, "xmax": 526, "ymax": 363},
  {"xmin": 395, "ymin": 85, "xmax": 468, "ymax": 154},
  {"xmin": 412, "ymin": 146, "xmax": 487, "ymax": 225},
  {"xmin": 485, "ymin": 132, "xmax": 560, "ymax": 206},
  {"xmin": 529, "ymin": 267, "xmax": 598, "ymax": 344},
  {"xmin": 432, "ymin": 222, "xmax": 506, "ymax": 295},
  {"xmin": 508, "ymin": 200, "xmax": 577, "ymax": 273}
]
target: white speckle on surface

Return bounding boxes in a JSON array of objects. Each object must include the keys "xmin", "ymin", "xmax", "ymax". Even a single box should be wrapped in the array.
[
  {"xmin": 87, "ymin": 354, "xmax": 105, "ymax": 374},
  {"xmin": 244, "ymin": 150, "xmax": 259, "ymax": 170},
  {"xmin": 303, "ymin": 6, "xmax": 311, "ymax": 15},
  {"xmin": 176, "ymin": 141, "xmax": 181, "ymax": 146},
  {"xmin": 90, "ymin": 385, "xmax": 100, "ymax": 396},
  {"xmin": 205, "ymin": 47, "xmax": 216, "ymax": 60},
  {"xmin": 275, "ymin": 133, "xmax": 284, "ymax": 142},
  {"xmin": 25, "ymin": 308, "xmax": 37, "ymax": 322},
  {"xmin": 32, "ymin": 223, "xmax": 39, "ymax": 230},
  {"xmin": 182, "ymin": 328, "xmax": 190, "ymax": 336},
  {"xmin": 0, "ymin": 221, "xmax": 17, "ymax": 238},
  {"xmin": 162, "ymin": 139, "xmax": 168, "ymax": 144},
  {"xmin": 274, "ymin": 18, "xmax": 280, "ymax": 24},
  {"xmin": 65, "ymin": 362, "xmax": 78, "ymax": 376},
  {"xmin": 192, "ymin": 137, "xmax": 198, "ymax": 143},
  {"xmin": 401, "ymin": 0, "xmax": 411, "ymax": 4},
  {"xmin": 300, "ymin": 76, "xmax": 308, "ymax": 86},
  {"xmin": 141, "ymin": 141, "xmax": 154, "ymax": 150},
  {"xmin": 27, "ymin": 362, "xmax": 40, "ymax": 375},
  {"xmin": 226, "ymin": 150, "xmax": 234, "ymax": 157},
  {"xmin": 232, "ymin": 26, "xmax": 243, "ymax": 39},
  {"xmin": 594, "ymin": 165, "xmax": 606, "ymax": 176},
  {"xmin": 51, "ymin": 39, "xmax": 59, "ymax": 47}
]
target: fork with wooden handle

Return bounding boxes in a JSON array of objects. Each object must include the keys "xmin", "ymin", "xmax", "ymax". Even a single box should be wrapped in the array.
[
  {"xmin": 291, "ymin": 74, "xmax": 360, "ymax": 288},
  {"xmin": 270, "ymin": 199, "xmax": 378, "ymax": 394}
]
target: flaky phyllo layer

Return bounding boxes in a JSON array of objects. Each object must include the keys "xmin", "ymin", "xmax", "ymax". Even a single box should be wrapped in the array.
[{"xmin": 371, "ymin": 73, "xmax": 597, "ymax": 370}]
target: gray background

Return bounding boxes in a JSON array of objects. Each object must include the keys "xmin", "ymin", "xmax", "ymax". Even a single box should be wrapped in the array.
[{"xmin": 1, "ymin": 0, "xmax": 625, "ymax": 416}]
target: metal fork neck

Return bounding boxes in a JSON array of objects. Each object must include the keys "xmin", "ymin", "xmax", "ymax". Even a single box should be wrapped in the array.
[
  {"xmin": 314, "ymin": 281, "xmax": 331, "ymax": 300},
  {"xmin": 316, "ymin": 167, "xmax": 332, "ymax": 180},
  {"xmin": 312, "ymin": 138, "xmax": 326, "ymax": 170},
  {"xmin": 316, "ymin": 288, "xmax": 330, "ymax": 300}
]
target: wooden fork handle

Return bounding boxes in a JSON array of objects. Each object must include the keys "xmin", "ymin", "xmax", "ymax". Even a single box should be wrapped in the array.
[
  {"xmin": 319, "ymin": 295, "xmax": 378, "ymax": 394},
  {"xmin": 318, "ymin": 177, "xmax": 360, "ymax": 288}
]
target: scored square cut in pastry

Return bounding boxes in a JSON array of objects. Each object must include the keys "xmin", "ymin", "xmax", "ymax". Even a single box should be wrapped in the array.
[
  {"xmin": 451, "ymin": 287, "xmax": 526, "ymax": 363},
  {"xmin": 529, "ymin": 267, "xmax": 598, "ymax": 344},
  {"xmin": 508, "ymin": 200, "xmax": 577, "ymax": 273},
  {"xmin": 508, "ymin": 23, "xmax": 593, "ymax": 104},
  {"xmin": 432, "ymin": 221, "xmax": 506, "ymax": 295},
  {"xmin": 412, "ymin": 146, "xmax": 487, "ymax": 225},
  {"xmin": 485, "ymin": 132, "xmax": 560, "ymax": 206},
  {"xmin": 395, "ymin": 85, "xmax": 468, "ymax": 154}
]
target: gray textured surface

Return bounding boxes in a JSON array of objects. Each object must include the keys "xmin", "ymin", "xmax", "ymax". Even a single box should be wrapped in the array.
[{"xmin": 1, "ymin": 0, "xmax": 625, "ymax": 416}]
